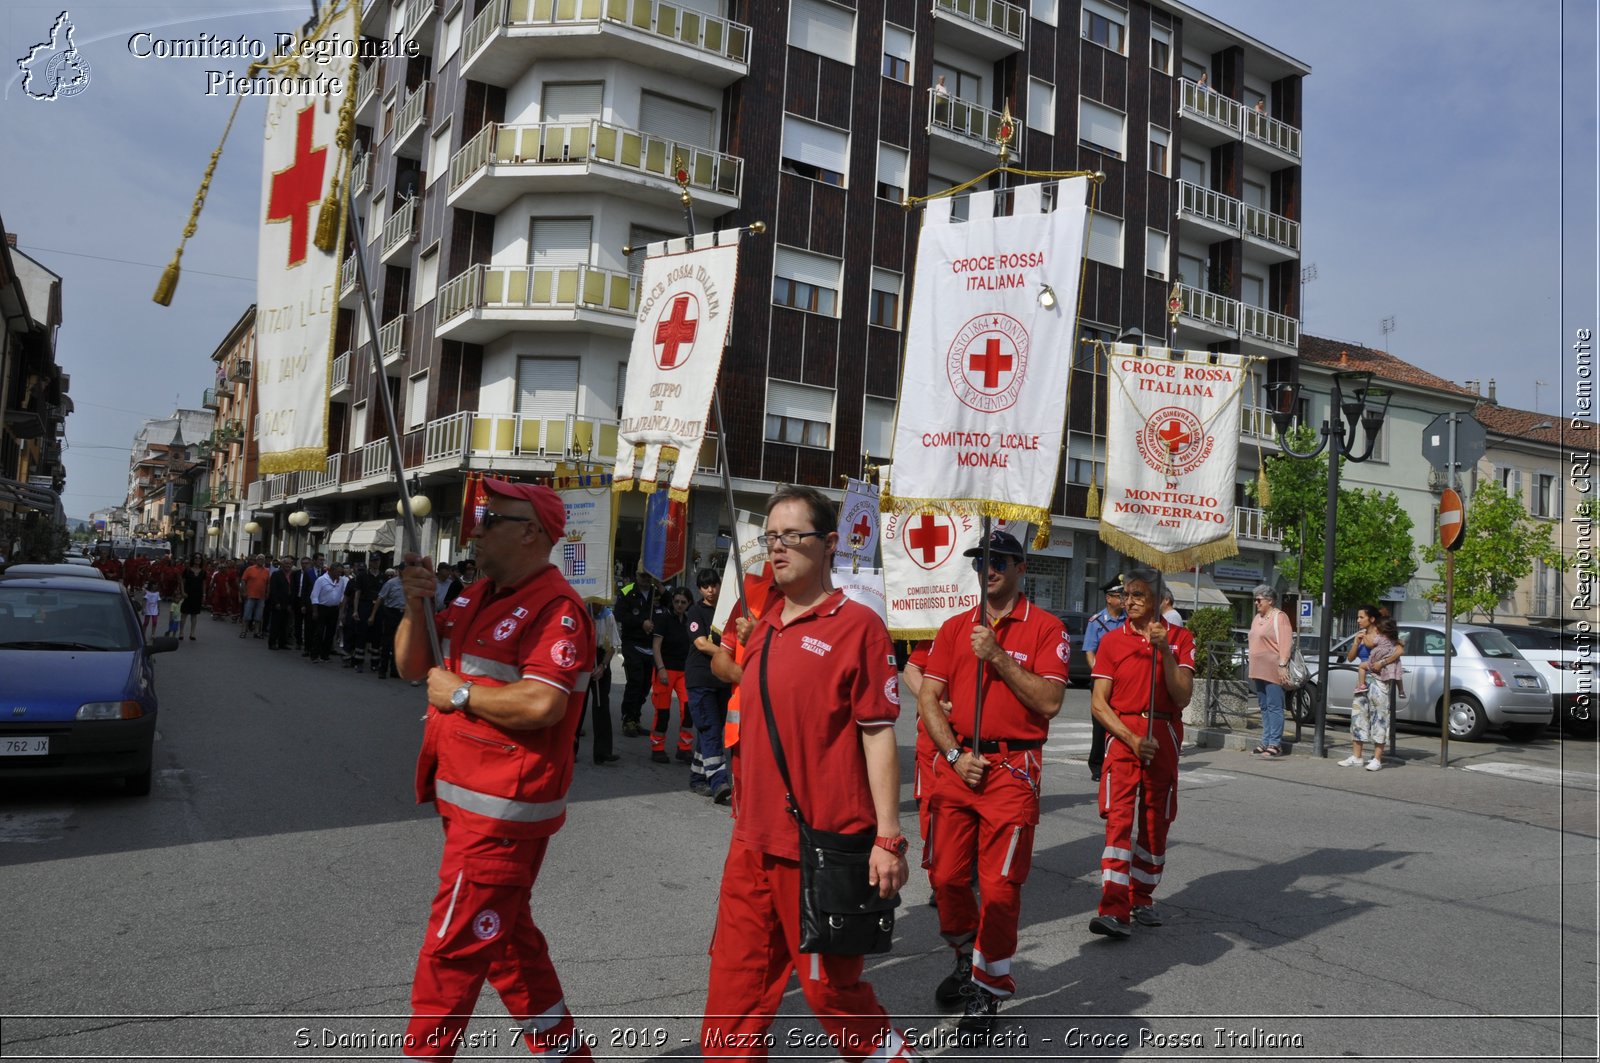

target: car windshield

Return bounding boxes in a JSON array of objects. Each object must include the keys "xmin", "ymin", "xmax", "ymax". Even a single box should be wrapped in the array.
[
  {"xmin": 0, "ymin": 587, "xmax": 139, "ymax": 651},
  {"xmin": 1496, "ymin": 627, "xmax": 1559, "ymax": 651},
  {"xmin": 1465, "ymin": 631, "xmax": 1522, "ymax": 660}
]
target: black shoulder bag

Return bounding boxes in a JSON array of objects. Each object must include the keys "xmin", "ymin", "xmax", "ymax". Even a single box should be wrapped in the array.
[{"xmin": 757, "ymin": 628, "xmax": 899, "ymax": 955}]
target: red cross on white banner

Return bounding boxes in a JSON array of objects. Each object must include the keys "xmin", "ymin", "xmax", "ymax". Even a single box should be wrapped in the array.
[
  {"xmin": 968, "ymin": 336, "xmax": 1013, "ymax": 389},
  {"xmin": 905, "ymin": 513, "xmax": 952, "ymax": 569},
  {"xmin": 653, "ymin": 293, "xmax": 700, "ymax": 369},
  {"xmin": 265, "ymin": 104, "xmax": 328, "ymax": 269}
]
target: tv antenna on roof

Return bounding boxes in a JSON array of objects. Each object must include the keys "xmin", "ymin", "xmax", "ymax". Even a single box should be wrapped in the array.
[{"xmin": 1379, "ymin": 315, "xmax": 1397, "ymax": 350}]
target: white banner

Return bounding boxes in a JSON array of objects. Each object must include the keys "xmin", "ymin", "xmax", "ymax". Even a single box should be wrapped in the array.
[
  {"xmin": 882, "ymin": 509, "xmax": 982, "ymax": 640},
  {"xmin": 835, "ymin": 567, "xmax": 887, "ymax": 626},
  {"xmin": 254, "ymin": 1, "xmax": 358, "ymax": 474},
  {"xmin": 888, "ymin": 178, "xmax": 1089, "ymax": 531},
  {"xmin": 835, "ymin": 477, "xmax": 881, "ymax": 571},
  {"xmin": 712, "ymin": 511, "xmax": 769, "ymax": 635},
  {"xmin": 556, "ymin": 483, "xmax": 615, "ymax": 603},
  {"xmin": 1099, "ymin": 343, "xmax": 1246, "ymax": 571},
  {"xmin": 614, "ymin": 232, "xmax": 742, "ymax": 500}
]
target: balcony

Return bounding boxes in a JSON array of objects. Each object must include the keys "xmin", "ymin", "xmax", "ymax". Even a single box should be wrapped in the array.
[
  {"xmin": 404, "ymin": 0, "xmax": 440, "ymax": 53},
  {"xmin": 331, "ymin": 350, "xmax": 352, "ymax": 399},
  {"xmin": 1240, "ymin": 303, "xmax": 1299, "ymax": 351},
  {"xmin": 202, "ymin": 387, "xmax": 219, "ymax": 410},
  {"xmin": 1241, "ymin": 202, "xmax": 1300, "ymax": 258},
  {"xmin": 1178, "ymin": 180, "xmax": 1299, "ymax": 261},
  {"xmin": 379, "ymin": 317, "xmax": 409, "ymax": 374},
  {"xmin": 1235, "ymin": 506, "xmax": 1283, "ymax": 544},
  {"xmin": 1244, "ymin": 107, "xmax": 1302, "ymax": 164},
  {"xmin": 462, "ymin": 0, "xmax": 750, "ymax": 89},
  {"xmin": 447, "ymin": 120, "xmax": 742, "ymax": 216},
  {"xmin": 297, "ymin": 452, "xmax": 342, "ymax": 495},
  {"xmin": 394, "ymin": 84, "xmax": 431, "ymax": 159},
  {"xmin": 927, "ymin": 90, "xmax": 1020, "ymax": 169},
  {"xmin": 350, "ymin": 439, "xmax": 394, "ymax": 484},
  {"xmin": 350, "ymin": 151, "xmax": 370, "ymax": 197},
  {"xmin": 1178, "ymin": 78, "xmax": 1242, "ymax": 147},
  {"xmin": 436, "ymin": 263, "xmax": 640, "ymax": 344},
  {"xmin": 339, "ymin": 253, "xmax": 359, "ymax": 306},
  {"xmin": 1175, "ymin": 283, "xmax": 1238, "ymax": 335},
  {"xmin": 354, "ymin": 62, "xmax": 380, "ymax": 122},
  {"xmin": 930, "ymin": 0, "xmax": 1025, "ymax": 58},
  {"xmin": 1174, "ymin": 284, "xmax": 1298, "ymax": 356},
  {"xmin": 380, "ymin": 196, "xmax": 417, "ymax": 263}
]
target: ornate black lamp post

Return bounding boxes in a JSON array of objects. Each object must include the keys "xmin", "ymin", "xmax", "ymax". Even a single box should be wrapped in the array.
[{"xmin": 1263, "ymin": 371, "xmax": 1392, "ymax": 757}]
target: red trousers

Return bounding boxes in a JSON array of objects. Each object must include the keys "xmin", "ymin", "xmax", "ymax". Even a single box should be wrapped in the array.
[
  {"xmin": 926, "ymin": 750, "xmax": 1041, "ymax": 998},
  {"xmin": 650, "ymin": 669, "xmax": 694, "ymax": 753},
  {"xmin": 1097, "ymin": 714, "xmax": 1181, "ymax": 919},
  {"xmin": 406, "ymin": 821, "xmax": 592, "ymax": 1061},
  {"xmin": 913, "ymin": 723, "xmax": 935, "ymax": 870},
  {"xmin": 702, "ymin": 842, "xmax": 919, "ymax": 1062}
]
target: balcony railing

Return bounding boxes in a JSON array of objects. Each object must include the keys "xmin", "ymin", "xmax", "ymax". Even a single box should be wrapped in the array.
[
  {"xmin": 404, "ymin": 0, "xmax": 438, "ymax": 38},
  {"xmin": 354, "ymin": 62, "xmax": 378, "ymax": 113},
  {"xmin": 1179, "ymin": 180, "xmax": 1300, "ymax": 254},
  {"xmin": 350, "ymin": 151, "xmax": 370, "ymax": 196},
  {"xmin": 1176, "ymin": 283, "xmax": 1239, "ymax": 332},
  {"xmin": 437, "ymin": 262, "xmax": 640, "ymax": 325},
  {"xmin": 297, "ymin": 453, "xmax": 342, "ymax": 494},
  {"xmin": 331, "ymin": 350, "xmax": 351, "ymax": 393},
  {"xmin": 1244, "ymin": 108, "xmax": 1302, "ymax": 160},
  {"xmin": 466, "ymin": 0, "xmax": 751, "ymax": 66},
  {"xmin": 448, "ymin": 119, "xmax": 742, "ymax": 200},
  {"xmin": 381, "ymin": 196, "xmax": 417, "ymax": 257},
  {"xmin": 1179, "ymin": 78, "xmax": 1243, "ymax": 134},
  {"xmin": 927, "ymin": 90, "xmax": 1018, "ymax": 156},
  {"xmin": 354, "ymin": 439, "xmax": 393, "ymax": 480},
  {"xmin": 416, "ymin": 410, "xmax": 625, "ymax": 466},
  {"xmin": 1242, "ymin": 203, "xmax": 1300, "ymax": 253},
  {"xmin": 396, "ymin": 84, "xmax": 430, "ymax": 143},
  {"xmin": 1235, "ymin": 506, "xmax": 1283, "ymax": 544},
  {"xmin": 340, "ymin": 253, "xmax": 358, "ymax": 296},
  {"xmin": 1240, "ymin": 303, "xmax": 1299, "ymax": 349},
  {"xmin": 379, "ymin": 317, "xmax": 408, "ymax": 363},
  {"xmin": 202, "ymin": 387, "xmax": 218, "ymax": 409},
  {"xmin": 932, "ymin": 0, "xmax": 1026, "ymax": 44}
]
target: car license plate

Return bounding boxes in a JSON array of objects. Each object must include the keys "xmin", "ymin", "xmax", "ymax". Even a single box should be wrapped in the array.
[
  {"xmin": 1517, "ymin": 677, "xmax": 1539, "ymax": 689},
  {"xmin": 1, "ymin": 737, "xmax": 50, "ymax": 756}
]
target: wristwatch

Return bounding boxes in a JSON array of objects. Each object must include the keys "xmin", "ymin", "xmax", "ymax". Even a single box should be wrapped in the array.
[
  {"xmin": 875, "ymin": 834, "xmax": 909, "ymax": 857},
  {"xmin": 943, "ymin": 747, "xmax": 962, "ymax": 766},
  {"xmin": 450, "ymin": 683, "xmax": 472, "ymax": 711}
]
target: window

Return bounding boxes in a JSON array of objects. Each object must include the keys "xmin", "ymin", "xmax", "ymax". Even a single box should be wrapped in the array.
[
  {"xmin": 427, "ymin": 123, "xmax": 451, "ymax": 185},
  {"xmin": 781, "ymin": 115, "xmax": 849, "ymax": 186},
  {"xmin": 1076, "ymin": 323, "xmax": 1115, "ymax": 369},
  {"xmin": 1177, "ymin": 253, "xmax": 1205, "ymax": 288},
  {"xmin": 789, "ymin": 0, "xmax": 855, "ymax": 62},
  {"xmin": 869, "ymin": 268, "xmax": 902, "ymax": 329},
  {"xmin": 1179, "ymin": 152, "xmax": 1206, "ymax": 187},
  {"xmin": 517, "ymin": 357, "xmax": 580, "ymax": 421},
  {"xmin": 877, "ymin": 143, "xmax": 909, "ymax": 201},
  {"xmin": 1086, "ymin": 212, "xmax": 1123, "ymax": 267},
  {"xmin": 1067, "ymin": 457, "xmax": 1105, "ymax": 485},
  {"xmin": 616, "ymin": 361, "xmax": 627, "ymax": 413},
  {"xmin": 1027, "ymin": 78, "xmax": 1054, "ymax": 133},
  {"xmin": 929, "ymin": 173, "xmax": 968, "ymax": 221},
  {"xmin": 627, "ymin": 224, "xmax": 675, "ymax": 276},
  {"xmin": 1242, "ymin": 86, "xmax": 1267, "ymax": 113},
  {"xmin": 882, "ymin": 24, "xmax": 912, "ymax": 83},
  {"xmin": 441, "ymin": 9, "xmax": 462, "ymax": 59},
  {"xmin": 1533, "ymin": 472, "xmax": 1556, "ymax": 517},
  {"xmin": 862, "ymin": 397, "xmax": 895, "ymax": 460},
  {"xmin": 1081, "ymin": 0, "xmax": 1126, "ymax": 54},
  {"xmin": 541, "ymin": 82, "xmax": 603, "ymax": 121},
  {"xmin": 772, "ymin": 246, "xmax": 842, "ymax": 316},
  {"xmin": 640, "ymin": 92, "xmax": 715, "ymax": 150},
  {"xmin": 1241, "ymin": 272, "xmax": 1265, "ymax": 308},
  {"xmin": 766, "ymin": 380, "xmax": 834, "ymax": 448},
  {"xmin": 1181, "ymin": 59, "xmax": 1207, "ymax": 83},
  {"xmin": 1243, "ymin": 178, "xmax": 1267, "ymax": 210},
  {"xmin": 1078, "ymin": 98, "xmax": 1126, "ymax": 157},
  {"xmin": 1150, "ymin": 25, "xmax": 1172, "ymax": 73},
  {"xmin": 931, "ymin": 62, "xmax": 982, "ymax": 103},
  {"xmin": 406, "ymin": 373, "xmax": 428, "ymax": 430},
  {"xmin": 351, "ymin": 402, "xmax": 368, "ymax": 448},
  {"xmin": 416, "ymin": 246, "xmax": 440, "ymax": 304},
  {"xmin": 1145, "ymin": 229, "xmax": 1169, "ymax": 279},
  {"xmin": 1149, "ymin": 125, "xmax": 1170, "ymax": 175},
  {"xmin": 529, "ymin": 217, "xmax": 591, "ymax": 267},
  {"xmin": 1031, "ymin": 0, "xmax": 1057, "ymax": 24}
]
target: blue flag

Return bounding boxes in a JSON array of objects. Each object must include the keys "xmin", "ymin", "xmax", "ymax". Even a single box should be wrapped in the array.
[{"xmin": 641, "ymin": 489, "xmax": 685, "ymax": 583}]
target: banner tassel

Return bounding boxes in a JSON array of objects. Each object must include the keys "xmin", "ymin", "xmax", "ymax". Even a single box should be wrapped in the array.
[
  {"xmin": 1257, "ymin": 466, "xmax": 1271, "ymax": 508},
  {"xmin": 1085, "ymin": 479, "xmax": 1101, "ymax": 519},
  {"xmin": 313, "ymin": 176, "xmax": 341, "ymax": 254},
  {"xmin": 152, "ymin": 250, "xmax": 183, "ymax": 307}
]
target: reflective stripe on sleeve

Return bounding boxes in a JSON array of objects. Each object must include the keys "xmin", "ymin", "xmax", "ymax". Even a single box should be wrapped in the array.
[
  {"xmin": 460, "ymin": 653, "xmax": 522, "ymax": 683},
  {"xmin": 435, "ymin": 780, "xmax": 568, "ymax": 824}
]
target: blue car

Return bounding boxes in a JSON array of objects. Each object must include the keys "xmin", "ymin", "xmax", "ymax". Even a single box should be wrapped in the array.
[{"xmin": 0, "ymin": 575, "xmax": 178, "ymax": 795}]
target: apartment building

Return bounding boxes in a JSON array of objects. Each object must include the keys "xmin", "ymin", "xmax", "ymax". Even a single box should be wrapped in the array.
[
  {"xmin": 199, "ymin": 307, "xmax": 258, "ymax": 556},
  {"xmin": 0, "ymin": 225, "xmax": 71, "ymax": 545},
  {"xmin": 246, "ymin": 0, "xmax": 1308, "ymax": 596}
]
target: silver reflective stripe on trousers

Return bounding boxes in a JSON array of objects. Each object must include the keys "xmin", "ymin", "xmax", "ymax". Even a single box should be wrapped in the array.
[
  {"xmin": 436, "ymin": 780, "xmax": 567, "ymax": 824},
  {"xmin": 436, "ymin": 870, "xmax": 464, "ymax": 940},
  {"xmin": 520, "ymin": 999, "xmax": 569, "ymax": 1036}
]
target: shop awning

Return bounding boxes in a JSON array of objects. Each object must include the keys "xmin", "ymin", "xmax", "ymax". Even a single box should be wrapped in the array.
[
  {"xmin": 1163, "ymin": 571, "xmax": 1232, "ymax": 610},
  {"xmin": 326, "ymin": 519, "xmax": 395, "ymax": 555},
  {"xmin": 0, "ymin": 475, "xmax": 63, "ymax": 520}
]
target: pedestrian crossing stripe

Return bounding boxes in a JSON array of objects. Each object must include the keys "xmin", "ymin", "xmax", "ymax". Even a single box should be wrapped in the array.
[{"xmin": 1463, "ymin": 763, "xmax": 1599, "ymax": 790}]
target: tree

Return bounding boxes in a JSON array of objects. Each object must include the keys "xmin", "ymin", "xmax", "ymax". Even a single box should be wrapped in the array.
[
  {"xmin": 1422, "ymin": 480, "xmax": 1566, "ymax": 620},
  {"xmin": 1253, "ymin": 426, "xmax": 1419, "ymax": 609}
]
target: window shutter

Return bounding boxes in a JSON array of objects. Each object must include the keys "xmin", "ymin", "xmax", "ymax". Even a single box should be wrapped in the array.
[
  {"xmin": 783, "ymin": 115, "xmax": 849, "ymax": 174},
  {"xmin": 406, "ymin": 374, "xmax": 429, "ymax": 430},
  {"xmin": 862, "ymin": 397, "xmax": 895, "ymax": 458},
  {"xmin": 768, "ymin": 380, "xmax": 835, "ymax": 423},
  {"xmin": 774, "ymin": 247, "xmax": 842, "ymax": 290},
  {"xmin": 517, "ymin": 358, "xmax": 580, "ymax": 420},
  {"xmin": 541, "ymin": 82, "xmax": 603, "ymax": 121},
  {"xmin": 529, "ymin": 218, "xmax": 592, "ymax": 267},
  {"xmin": 1085, "ymin": 213, "xmax": 1123, "ymax": 267},
  {"xmin": 627, "ymin": 225, "xmax": 676, "ymax": 276},
  {"xmin": 1079, "ymin": 99, "xmax": 1125, "ymax": 154},
  {"xmin": 883, "ymin": 24, "xmax": 912, "ymax": 62},
  {"xmin": 640, "ymin": 92, "xmax": 715, "ymax": 150},
  {"xmin": 790, "ymin": 0, "xmax": 855, "ymax": 60},
  {"xmin": 877, "ymin": 143, "xmax": 908, "ymax": 190}
]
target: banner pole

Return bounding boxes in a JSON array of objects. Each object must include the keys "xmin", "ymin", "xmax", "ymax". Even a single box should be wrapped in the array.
[
  {"xmin": 972, "ymin": 514, "xmax": 991, "ymax": 749},
  {"xmin": 344, "ymin": 177, "xmax": 442, "ymax": 666}
]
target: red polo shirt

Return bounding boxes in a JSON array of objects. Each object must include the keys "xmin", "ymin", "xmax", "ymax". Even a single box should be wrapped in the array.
[
  {"xmin": 923, "ymin": 597, "xmax": 1068, "ymax": 743},
  {"xmin": 415, "ymin": 563, "xmax": 594, "ymax": 839},
  {"xmin": 1090, "ymin": 621, "xmax": 1196, "ymax": 716},
  {"xmin": 730, "ymin": 589, "xmax": 900, "ymax": 861}
]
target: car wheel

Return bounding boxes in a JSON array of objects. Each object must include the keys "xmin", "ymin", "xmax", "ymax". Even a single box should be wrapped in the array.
[
  {"xmin": 1289, "ymin": 686, "xmax": 1316, "ymax": 725},
  {"xmin": 1444, "ymin": 693, "xmax": 1488, "ymax": 742},
  {"xmin": 125, "ymin": 766, "xmax": 153, "ymax": 796},
  {"xmin": 1500, "ymin": 723, "xmax": 1544, "ymax": 743}
]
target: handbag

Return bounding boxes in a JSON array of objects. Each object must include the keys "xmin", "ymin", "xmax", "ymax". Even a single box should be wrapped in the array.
[
  {"xmin": 757, "ymin": 628, "xmax": 899, "ymax": 955},
  {"xmin": 1282, "ymin": 642, "xmax": 1309, "ymax": 690}
]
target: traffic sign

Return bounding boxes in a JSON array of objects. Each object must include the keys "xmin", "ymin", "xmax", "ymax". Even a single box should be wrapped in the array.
[
  {"xmin": 1298, "ymin": 598, "xmax": 1313, "ymax": 631},
  {"xmin": 1439, "ymin": 488, "xmax": 1466, "ymax": 551},
  {"xmin": 1422, "ymin": 412, "xmax": 1486, "ymax": 472}
]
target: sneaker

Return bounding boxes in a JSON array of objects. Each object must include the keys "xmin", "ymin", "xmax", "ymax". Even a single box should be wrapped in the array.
[
  {"xmin": 712, "ymin": 783, "xmax": 733, "ymax": 805},
  {"xmin": 1365, "ymin": 758, "xmax": 1383, "ymax": 772},
  {"xmin": 650, "ymin": 750, "xmax": 670, "ymax": 764},
  {"xmin": 955, "ymin": 985, "xmax": 997, "ymax": 1034},
  {"xmin": 1337, "ymin": 754, "xmax": 1363, "ymax": 767},
  {"xmin": 621, "ymin": 721, "xmax": 641, "ymax": 738},
  {"xmin": 675, "ymin": 748, "xmax": 693, "ymax": 764},
  {"xmin": 934, "ymin": 952, "xmax": 974, "ymax": 1006},
  {"xmin": 1130, "ymin": 905, "xmax": 1163, "ymax": 927},
  {"xmin": 1089, "ymin": 915, "xmax": 1133, "ymax": 939}
]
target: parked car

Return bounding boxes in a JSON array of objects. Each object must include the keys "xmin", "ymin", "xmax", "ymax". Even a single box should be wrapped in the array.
[
  {"xmin": 0, "ymin": 562, "xmax": 106, "ymax": 580},
  {"xmin": 0, "ymin": 575, "xmax": 178, "ymax": 794},
  {"xmin": 1304, "ymin": 621, "xmax": 1551, "ymax": 741},
  {"xmin": 1052, "ymin": 611, "xmax": 1095, "ymax": 687},
  {"xmin": 1485, "ymin": 623, "xmax": 1594, "ymax": 738}
]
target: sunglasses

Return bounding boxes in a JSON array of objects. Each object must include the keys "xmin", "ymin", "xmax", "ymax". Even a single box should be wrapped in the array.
[
  {"xmin": 969, "ymin": 556, "xmax": 1017, "ymax": 573},
  {"xmin": 481, "ymin": 512, "xmax": 533, "ymax": 531}
]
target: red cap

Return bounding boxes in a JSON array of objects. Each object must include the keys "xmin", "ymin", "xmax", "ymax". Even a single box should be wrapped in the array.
[{"xmin": 483, "ymin": 477, "xmax": 566, "ymax": 541}]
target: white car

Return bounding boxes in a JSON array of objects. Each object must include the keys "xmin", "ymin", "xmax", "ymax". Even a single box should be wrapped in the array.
[{"xmin": 1488, "ymin": 624, "xmax": 1593, "ymax": 738}]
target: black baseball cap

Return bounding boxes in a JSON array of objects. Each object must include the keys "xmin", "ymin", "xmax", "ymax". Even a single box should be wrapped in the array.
[{"xmin": 961, "ymin": 529, "xmax": 1026, "ymax": 561}]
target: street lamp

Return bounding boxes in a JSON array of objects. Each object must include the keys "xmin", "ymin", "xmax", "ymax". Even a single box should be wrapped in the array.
[{"xmin": 1264, "ymin": 370, "xmax": 1392, "ymax": 757}]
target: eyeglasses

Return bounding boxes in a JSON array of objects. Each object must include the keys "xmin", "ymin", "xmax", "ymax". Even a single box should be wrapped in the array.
[
  {"xmin": 1124, "ymin": 590, "xmax": 1153, "ymax": 601},
  {"xmin": 481, "ymin": 512, "xmax": 533, "ymax": 531},
  {"xmin": 969, "ymin": 556, "xmax": 1016, "ymax": 573},
  {"xmin": 761, "ymin": 530, "xmax": 826, "ymax": 548}
]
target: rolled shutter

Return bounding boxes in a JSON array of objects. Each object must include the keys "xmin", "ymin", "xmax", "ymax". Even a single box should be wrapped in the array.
[
  {"xmin": 782, "ymin": 115, "xmax": 849, "ymax": 174},
  {"xmin": 530, "ymin": 218, "xmax": 591, "ymax": 267},
  {"xmin": 767, "ymin": 380, "xmax": 835, "ymax": 422},
  {"xmin": 773, "ymin": 246, "xmax": 841, "ymax": 290},
  {"xmin": 640, "ymin": 92, "xmax": 715, "ymax": 149},
  {"xmin": 542, "ymin": 82, "xmax": 603, "ymax": 121},
  {"xmin": 517, "ymin": 358, "xmax": 580, "ymax": 420}
]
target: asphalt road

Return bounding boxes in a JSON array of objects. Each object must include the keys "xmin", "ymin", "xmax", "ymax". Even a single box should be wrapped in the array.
[{"xmin": 2, "ymin": 619, "xmax": 1596, "ymax": 1061}]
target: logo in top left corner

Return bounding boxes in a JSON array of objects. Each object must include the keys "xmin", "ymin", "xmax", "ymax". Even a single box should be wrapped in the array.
[{"xmin": 17, "ymin": 11, "xmax": 92, "ymax": 102}]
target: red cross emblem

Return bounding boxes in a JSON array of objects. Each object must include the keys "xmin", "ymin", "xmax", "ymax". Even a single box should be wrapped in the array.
[
  {"xmin": 905, "ymin": 513, "xmax": 953, "ymax": 570},
  {"xmin": 851, "ymin": 515, "xmax": 872, "ymax": 542},
  {"xmin": 653, "ymin": 293, "xmax": 700, "ymax": 370},
  {"xmin": 1158, "ymin": 419, "xmax": 1191, "ymax": 454},
  {"xmin": 1137, "ymin": 406, "xmax": 1212, "ymax": 476},
  {"xmin": 265, "ymin": 104, "xmax": 328, "ymax": 269},
  {"xmin": 946, "ymin": 314, "xmax": 1029, "ymax": 413},
  {"xmin": 968, "ymin": 336, "xmax": 1014, "ymax": 389}
]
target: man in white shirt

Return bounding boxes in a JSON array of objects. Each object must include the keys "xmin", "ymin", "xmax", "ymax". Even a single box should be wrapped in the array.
[{"xmin": 308, "ymin": 561, "xmax": 349, "ymax": 662}]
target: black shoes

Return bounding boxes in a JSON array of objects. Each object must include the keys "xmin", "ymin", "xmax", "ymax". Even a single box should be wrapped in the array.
[
  {"xmin": 621, "ymin": 721, "xmax": 641, "ymax": 738},
  {"xmin": 712, "ymin": 783, "xmax": 733, "ymax": 805},
  {"xmin": 1131, "ymin": 905, "xmax": 1162, "ymax": 927},
  {"xmin": 1089, "ymin": 914, "xmax": 1133, "ymax": 939},
  {"xmin": 594, "ymin": 754, "xmax": 620, "ymax": 765},
  {"xmin": 935, "ymin": 952, "xmax": 974, "ymax": 1007},
  {"xmin": 690, "ymin": 780, "xmax": 713, "ymax": 796},
  {"xmin": 956, "ymin": 985, "xmax": 998, "ymax": 1034},
  {"xmin": 675, "ymin": 748, "xmax": 694, "ymax": 764},
  {"xmin": 650, "ymin": 750, "xmax": 670, "ymax": 764}
]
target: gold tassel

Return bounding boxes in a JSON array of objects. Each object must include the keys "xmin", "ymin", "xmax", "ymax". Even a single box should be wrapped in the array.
[
  {"xmin": 313, "ymin": 176, "xmax": 341, "ymax": 254},
  {"xmin": 1086, "ymin": 479, "xmax": 1101, "ymax": 519},
  {"xmin": 153, "ymin": 250, "xmax": 183, "ymax": 307},
  {"xmin": 1257, "ymin": 466, "xmax": 1271, "ymax": 507}
]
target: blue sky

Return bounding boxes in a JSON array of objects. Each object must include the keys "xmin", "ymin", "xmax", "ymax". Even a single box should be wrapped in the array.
[{"xmin": 1, "ymin": 0, "xmax": 1595, "ymax": 518}]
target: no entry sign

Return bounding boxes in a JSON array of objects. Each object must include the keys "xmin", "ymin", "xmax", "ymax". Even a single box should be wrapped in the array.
[{"xmin": 1439, "ymin": 488, "xmax": 1466, "ymax": 551}]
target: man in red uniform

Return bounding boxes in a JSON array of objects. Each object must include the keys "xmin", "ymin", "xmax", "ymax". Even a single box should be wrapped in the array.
[
  {"xmin": 700, "ymin": 484, "xmax": 920, "ymax": 1062},
  {"xmin": 917, "ymin": 529, "xmax": 1067, "ymax": 1033},
  {"xmin": 1087, "ymin": 569, "xmax": 1195, "ymax": 939},
  {"xmin": 394, "ymin": 478, "xmax": 596, "ymax": 1061}
]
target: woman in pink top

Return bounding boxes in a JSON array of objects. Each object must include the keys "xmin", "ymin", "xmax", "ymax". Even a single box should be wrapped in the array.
[{"xmin": 1246, "ymin": 585, "xmax": 1294, "ymax": 757}]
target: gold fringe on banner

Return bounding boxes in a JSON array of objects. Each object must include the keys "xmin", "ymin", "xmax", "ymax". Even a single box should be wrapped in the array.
[
  {"xmin": 1099, "ymin": 524, "xmax": 1240, "ymax": 574},
  {"xmin": 259, "ymin": 446, "xmax": 330, "ymax": 475},
  {"xmin": 879, "ymin": 491, "xmax": 1049, "ymax": 534},
  {"xmin": 888, "ymin": 627, "xmax": 941, "ymax": 642}
]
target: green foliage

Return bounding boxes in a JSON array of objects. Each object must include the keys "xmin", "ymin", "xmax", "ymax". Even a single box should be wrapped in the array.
[
  {"xmin": 1187, "ymin": 607, "xmax": 1236, "ymax": 681},
  {"xmin": 1577, "ymin": 497, "xmax": 1600, "ymax": 584},
  {"xmin": 1423, "ymin": 480, "xmax": 1567, "ymax": 620},
  {"xmin": 1255, "ymin": 425, "xmax": 1418, "ymax": 608},
  {"xmin": 0, "ymin": 515, "xmax": 69, "ymax": 563}
]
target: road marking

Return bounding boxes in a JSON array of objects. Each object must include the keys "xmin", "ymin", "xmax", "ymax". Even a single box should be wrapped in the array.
[
  {"xmin": 1463, "ymin": 763, "xmax": 1600, "ymax": 790},
  {"xmin": 1178, "ymin": 769, "xmax": 1236, "ymax": 789},
  {"xmin": 0, "ymin": 808, "xmax": 74, "ymax": 843}
]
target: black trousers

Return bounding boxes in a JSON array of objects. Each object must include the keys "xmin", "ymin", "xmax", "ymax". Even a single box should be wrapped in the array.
[
  {"xmin": 578, "ymin": 664, "xmax": 614, "ymax": 761},
  {"xmin": 377, "ymin": 606, "xmax": 404, "ymax": 675},
  {"xmin": 620, "ymin": 648, "xmax": 654, "ymax": 726},
  {"xmin": 267, "ymin": 603, "xmax": 293, "ymax": 649},
  {"xmin": 1088, "ymin": 718, "xmax": 1108, "ymax": 778},
  {"xmin": 311, "ymin": 604, "xmax": 341, "ymax": 660}
]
